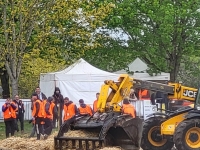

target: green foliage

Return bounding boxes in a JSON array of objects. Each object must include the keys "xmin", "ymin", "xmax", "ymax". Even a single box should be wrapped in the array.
[
  {"xmin": 106, "ymin": 0, "xmax": 200, "ymax": 81},
  {"xmin": 19, "ymin": 49, "xmax": 66, "ymax": 98},
  {"xmin": 0, "ymin": 0, "xmax": 115, "ymax": 97},
  {"xmin": 83, "ymin": 39, "xmax": 137, "ymax": 72},
  {"xmin": 177, "ymin": 55, "xmax": 200, "ymax": 88}
]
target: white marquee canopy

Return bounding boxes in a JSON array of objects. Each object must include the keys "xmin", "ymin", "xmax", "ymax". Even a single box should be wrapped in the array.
[{"xmin": 39, "ymin": 58, "xmax": 119, "ymax": 104}]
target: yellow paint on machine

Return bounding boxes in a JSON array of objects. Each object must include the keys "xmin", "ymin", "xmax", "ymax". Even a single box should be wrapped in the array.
[{"xmin": 161, "ymin": 112, "xmax": 188, "ymax": 135}]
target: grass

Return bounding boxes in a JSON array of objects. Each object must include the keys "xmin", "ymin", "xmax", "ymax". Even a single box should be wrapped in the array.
[
  {"xmin": 0, "ymin": 120, "xmax": 58, "ymax": 140},
  {"xmin": 0, "ymin": 121, "xmax": 33, "ymax": 140}
]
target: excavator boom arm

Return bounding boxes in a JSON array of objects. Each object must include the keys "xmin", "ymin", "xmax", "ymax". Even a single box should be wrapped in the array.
[
  {"xmin": 133, "ymin": 79, "xmax": 197, "ymax": 101},
  {"xmin": 133, "ymin": 79, "xmax": 174, "ymax": 94},
  {"xmin": 97, "ymin": 74, "xmax": 197, "ymax": 113}
]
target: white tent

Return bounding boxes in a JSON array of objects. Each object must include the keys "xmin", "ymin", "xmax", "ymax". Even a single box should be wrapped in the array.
[
  {"xmin": 114, "ymin": 57, "xmax": 170, "ymax": 81},
  {"xmin": 39, "ymin": 58, "xmax": 119, "ymax": 105}
]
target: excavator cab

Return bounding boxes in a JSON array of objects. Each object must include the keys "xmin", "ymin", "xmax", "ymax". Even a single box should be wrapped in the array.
[
  {"xmin": 150, "ymin": 91, "xmax": 169, "ymax": 113},
  {"xmin": 54, "ymin": 74, "xmax": 143, "ymax": 150}
]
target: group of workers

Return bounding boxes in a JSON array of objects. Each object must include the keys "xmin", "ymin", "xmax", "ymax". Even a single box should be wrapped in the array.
[{"xmin": 1, "ymin": 86, "xmax": 150, "ymax": 139}]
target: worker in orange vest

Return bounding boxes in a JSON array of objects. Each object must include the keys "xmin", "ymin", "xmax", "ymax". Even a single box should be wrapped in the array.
[
  {"xmin": 93, "ymin": 93, "xmax": 100, "ymax": 113},
  {"xmin": 43, "ymin": 96, "xmax": 54, "ymax": 139},
  {"xmin": 63, "ymin": 97, "xmax": 78, "ymax": 122},
  {"xmin": 122, "ymin": 97, "xmax": 136, "ymax": 118},
  {"xmin": 139, "ymin": 89, "xmax": 150, "ymax": 100},
  {"xmin": 50, "ymin": 97, "xmax": 58, "ymax": 128},
  {"xmin": 78, "ymin": 99, "xmax": 93, "ymax": 116},
  {"xmin": 31, "ymin": 93, "xmax": 45, "ymax": 140},
  {"xmin": 2, "ymin": 98, "xmax": 17, "ymax": 138}
]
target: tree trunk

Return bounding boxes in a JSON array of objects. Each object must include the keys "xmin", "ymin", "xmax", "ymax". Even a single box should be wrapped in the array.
[
  {"xmin": 0, "ymin": 67, "xmax": 10, "ymax": 98},
  {"xmin": 169, "ymin": 58, "xmax": 181, "ymax": 82},
  {"xmin": 11, "ymin": 79, "xmax": 18, "ymax": 98}
]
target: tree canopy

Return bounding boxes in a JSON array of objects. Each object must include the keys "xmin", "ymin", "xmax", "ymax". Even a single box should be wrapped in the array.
[
  {"xmin": 0, "ymin": 0, "xmax": 115, "ymax": 97},
  {"xmin": 106, "ymin": 0, "xmax": 200, "ymax": 82}
]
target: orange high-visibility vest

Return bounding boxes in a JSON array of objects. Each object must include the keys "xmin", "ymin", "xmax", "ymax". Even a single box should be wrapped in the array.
[
  {"xmin": 122, "ymin": 104, "xmax": 136, "ymax": 118},
  {"xmin": 93, "ymin": 100, "xmax": 98, "ymax": 112},
  {"xmin": 63, "ymin": 103, "xmax": 76, "ymax": 121},
  {"xmin": 139, "ymin": 90, "xmax": 150, "ymax": 100},
  {"xmin": 32, "ymin": 99, "xmax": 44, "ymax": 118},
  {"xmin": 50, "ymin": 102, "xmax": 55, "ymax": 113},
  {"xmin": 13, "ymin": 101, "xmax": 18, "ymax": 114},
  {"xmin": 43, "ymin": 100, "xmax": 53, "ymax": 119},
  {"xmin": 79, "ymin": 105, "xmax": 93, "ymax": 116},
  {"xmin": 3, "ymin": 102, "xmax": 17, "ymax": 119}
]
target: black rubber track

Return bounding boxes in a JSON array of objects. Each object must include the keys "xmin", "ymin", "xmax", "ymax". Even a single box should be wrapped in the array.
[
  {"xmin": 174, "ymin": 119, "xmax": 200, "ymax": 150},
  {"xmin": 141, "ymin": 117, "xmax": 174, "ymax": 150}
]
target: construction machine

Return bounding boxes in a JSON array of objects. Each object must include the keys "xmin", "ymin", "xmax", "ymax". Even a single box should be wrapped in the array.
[
  {"xmin": 54, "ymin": 74, "xmax": 197, "ymax": 150},
  {"xmin": 136, "ymin": 80, "xmax": 197, "ymax": 150},
  {"xmin": 173, "ymin": 87, "xmax": 200, "ymax": 150},
  {"xmin": 54, "ymin": 74, "xmax": 143, "ymax": 150}
]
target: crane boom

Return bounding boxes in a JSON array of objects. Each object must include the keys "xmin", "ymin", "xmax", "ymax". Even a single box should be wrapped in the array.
[
  {"xmin": 133, "ymin": 79, "xmax": 174, "ymax": 94},
  {"xmin": 133, "ymin": 79, "xmax": 197, "ymax": 101},
  {"xmin": 97, "ymin": 74, "xmax": 197, "ymax": 113}
]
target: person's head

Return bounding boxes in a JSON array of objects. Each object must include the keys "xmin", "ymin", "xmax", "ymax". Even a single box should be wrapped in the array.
[
  {"xmin": 47, "ymin": 96, "xmax": 54, "ymax": 102},
  {"xmin": 79, "ymin": 99, "xmax": 84, "ymax": 105},
  {"xmin": 64, "ymin": 97, "xmax": 69, "ymax": 104},
  {"xmin": 15, "ymin": 95, "xmax": 19, "ymax": 100},
  {"xmin": 32, "ymin": 93, "xmax": 38, "ymax": 101},
  {"xmin": 52, "ymin": 97, "xmax": 55, "ymax": 103},
  {"xmin": 35, "ymin": 87, "xmax": 41, "ymax": 94},
  {"xmin": 6, "ymin": 98, "xmax": 11, "ymax": 103},
  {"xmin": 96, "ymin": 93, "xmax": 100, "ymax": 100},
  {"xmin": 130, "ymin": 88, "xmax": 135, "ymax": 94},
  {"xmin": 123, "ymin": 97, "xmax": 130, "ymax": 104},
  {"xmin": 54, "ymin": 87, "xmax": 61, "ymax": 95},
  {"xmin": 43, "ymin": 95, "xmax": 47, "ymax": 100}
]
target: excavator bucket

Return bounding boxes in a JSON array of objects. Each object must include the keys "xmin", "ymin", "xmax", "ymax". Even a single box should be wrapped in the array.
[{"xmin": 54, "ymin": 112, "xmax": 143, "ymax": 150}]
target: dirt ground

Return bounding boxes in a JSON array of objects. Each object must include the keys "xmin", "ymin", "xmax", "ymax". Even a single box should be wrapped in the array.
[{"xmin": 0, "ymin": 131, "xmax": 144, "ymax": 150}]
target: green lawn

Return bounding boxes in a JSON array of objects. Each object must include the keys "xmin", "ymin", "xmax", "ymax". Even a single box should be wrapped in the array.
[
  {"xmin": 0, "ymin": 120, "xmax": 58, "ymax": 140},
  {"xmin": 0, "ymin": 121, "xmax": 33, "ymax": 140}
]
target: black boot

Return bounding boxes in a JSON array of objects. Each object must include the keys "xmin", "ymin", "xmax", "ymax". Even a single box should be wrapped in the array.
[{"xmin": 37, "ymin": 134, "xmax": 40, "ymax": 140}]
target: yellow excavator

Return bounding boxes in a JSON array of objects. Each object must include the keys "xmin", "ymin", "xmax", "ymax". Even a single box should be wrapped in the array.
[
  {"xmin": 54, "ymin": 74, "xmax": 143, "ymax": 150},
  {"xmin": 173, "ymin": 87, "xmax": 200, "ymax": 150},
  {"xmin": 54, "ymin": 74, "xmax": 197, "ymax": 150},
  {"xmin": 135, "ymin": 80, "xmax": 197, "ymax": 150}
]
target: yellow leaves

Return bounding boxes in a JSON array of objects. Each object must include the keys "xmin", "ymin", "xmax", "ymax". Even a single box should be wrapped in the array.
[
  {"xmin": 109, "ymin": 3, "xmax": 116, "ymax": 8},
  {"xmin": 19, "ymin": 48, "xmax": 66, "ymax": 97},
  {"xmin": 1, "ymin": 0, "xmax": 116, "ymax": 97}
]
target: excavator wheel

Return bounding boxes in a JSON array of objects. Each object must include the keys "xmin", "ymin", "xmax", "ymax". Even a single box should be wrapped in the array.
[
  {"xmin": 141, "ymin": 117, "xmax": 174, "ymax": 150},
  {"xmin": 174, "ymin": 119, "xmax": 200, "ymax": 150}
]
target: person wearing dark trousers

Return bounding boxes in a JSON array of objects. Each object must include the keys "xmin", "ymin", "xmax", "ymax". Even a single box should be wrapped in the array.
[
  {"xmin": 52, "ymin": 87, "xmax": 63, "ymax": 127},
  {"xmin": 63, "ymin": 97, "xmax": 79, "ymax": 122},
  {"xmin": 13, "ymin": 95, "xmax": 25, "ymax": 134},
  {"xmin": 43, "ymin": 97, "xmax": 53, "ymax": 139},
  {"xmin": 29, "ymin": 95, "xmax": 36, "ymax": 138},
  {"xmin": 12, "ymin": 98, "xmax": 19, "ymax": 133},
  {"xmin": 2, "ymin": 98, "xmax": 17, "ymax": 138},
  {"xmin": 51, "ymin": 98, "xmax": 58, "ymax": 129},
  {"xmin": 29, "ymin": 119, "xmax": 36, "ymax": 138},
  {"xmin": 31, "ymin": 93, "xmax": 45, "ymax": 140}
]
